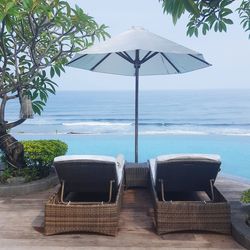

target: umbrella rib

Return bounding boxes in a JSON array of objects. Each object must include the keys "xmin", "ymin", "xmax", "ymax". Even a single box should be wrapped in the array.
[
  {"xmin": 123, "ymin": 51, "xmax": 134, "ymax": 63},
  {"xmin": 66, "ymin": 54, "xmax": 87, "ymax": 66},
  {"xmin": 188, "ymin": 54, "xmax": 211, "ymax": 66},
  {"xmin": 161, "ymin": 53, "xmax": 180, "ymax": 73},
  {"xmin": 140, "ymin": 52, "xmax": 159, "ymax": 64},
  {"xmin": 90, "ymin": 53, "xmax": 111, "ymax": 71},
  {"xmin": 140, "ymin": 51, "xmax": 152, "ymax": 62},
  {"xmin": 116, "ymin": 52, "xmax": 134, "ymax": 64}
]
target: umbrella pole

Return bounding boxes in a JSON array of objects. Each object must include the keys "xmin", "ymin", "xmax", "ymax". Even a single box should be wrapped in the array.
[
  {"xmin": 135, "ymin": 50, "xmax": 140, "ymax": 163},
  {"xmin": 135, "ymin": 67, "xmax": 139, "ymax": 163}
]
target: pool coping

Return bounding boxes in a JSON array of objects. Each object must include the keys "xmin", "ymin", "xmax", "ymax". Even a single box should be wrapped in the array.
[
  {"xmin": 231, "ymin": 201, "xmax": 250, "ymax": 250},
  {"xmin": 221, "ymin": 173, "xmax": 250, "ymax": 185}
]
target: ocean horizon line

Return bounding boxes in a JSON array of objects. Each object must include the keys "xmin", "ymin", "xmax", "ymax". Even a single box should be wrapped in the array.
[
  {"xmin": 10, "ymin": 130, "xmax": 250, "ymax": 137},
  {"xmin": 55, "ymin": 88, "xmax": 250, "ymax": 92}
]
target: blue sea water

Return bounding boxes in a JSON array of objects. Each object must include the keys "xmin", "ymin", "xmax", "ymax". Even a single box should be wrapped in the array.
[{"xmin": 6, "ymin": 89, "xmax": 250, "ymax": 179}]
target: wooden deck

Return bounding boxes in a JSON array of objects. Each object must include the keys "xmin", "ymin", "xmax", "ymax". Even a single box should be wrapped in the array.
[{"xmin": 0, "ymin": 175, "xmax": 249, "ymax": 249}]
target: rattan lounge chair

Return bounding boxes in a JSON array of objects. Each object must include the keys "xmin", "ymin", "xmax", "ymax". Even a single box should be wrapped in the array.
[
  {"xmin": 149, "ymin": 154, "xmax": 231, "ymax": 235},
  {"xmin": 44, "ymin": 154, "xmax": 125, "ymax": 236}
]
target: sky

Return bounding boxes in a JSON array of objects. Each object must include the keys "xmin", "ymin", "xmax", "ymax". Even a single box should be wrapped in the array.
[{"xmin": 56, "ymin": 0, "xmax": 250, "ymax": 91}]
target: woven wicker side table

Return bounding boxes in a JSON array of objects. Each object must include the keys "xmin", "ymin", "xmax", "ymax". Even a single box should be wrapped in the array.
[{"xmin": 125, "ymin": 162, "xmax": 149, "ymax": 188}]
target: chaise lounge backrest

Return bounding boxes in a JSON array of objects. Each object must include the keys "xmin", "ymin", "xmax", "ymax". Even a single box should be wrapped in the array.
[
  {"xmin": 54, "ymin": 155, "xmax": 124, "ymax": 195},
  {"xmin": 150, "ymin": 154, "xmax": 221, "ymax": 193}
]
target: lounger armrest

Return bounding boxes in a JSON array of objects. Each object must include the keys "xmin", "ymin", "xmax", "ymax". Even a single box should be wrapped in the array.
[
  {"xmin": 116, "ymin": 154, "xmax": 125, "ymax": 168},
  {"xmin": 149, "ymin": 159, "xmax": 157, "ymax": 186},
  {"xmin": 116, "ymin": 154, "xmax": 125, "ymax": 185}
]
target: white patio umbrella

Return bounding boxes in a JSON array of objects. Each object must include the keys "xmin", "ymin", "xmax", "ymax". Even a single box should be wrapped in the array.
[{"xmin": 67, "ymin": 27, "xmax": 211, "ymax": 163}]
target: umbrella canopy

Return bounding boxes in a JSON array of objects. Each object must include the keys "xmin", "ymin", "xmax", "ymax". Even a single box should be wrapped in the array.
[{"xmin": 67, "ymin": 27, "xmax": 211, "ymax": 162}]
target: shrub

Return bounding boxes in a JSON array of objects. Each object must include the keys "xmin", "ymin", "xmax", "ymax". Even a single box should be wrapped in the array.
[
  {"xmin": 241, "ymin": 189, "xmax": 250, "ymax": 203},
  {"xmin": 22, "ymin": 140, "xmax": 68, "ymax": 168},
  {"xmin": 0, "ymin": 167, "xmax": 39, "ymax": 183},
  {"xmin": 0, "ymin": 140, "xmax": 67, "ymax": 183}
]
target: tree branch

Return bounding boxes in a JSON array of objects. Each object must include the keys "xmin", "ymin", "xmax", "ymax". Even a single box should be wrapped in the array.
[
  {"xmin": 0, "ymin": 95, "xmax": 7, "ymax": 124},
  {"xmin": 0, "ymin": 83, "xmax": 19, "ymax": 96},
  {"xmin": 0, "ymin": 19, "xmax": 8, "ymax": 86},
  {"xmin": 0, "ymin": 94, "xmax": 18, "ymax": 125},
  {"xmin": 5, "ymin": 118, "xmax": 26, "ymax": 130}
]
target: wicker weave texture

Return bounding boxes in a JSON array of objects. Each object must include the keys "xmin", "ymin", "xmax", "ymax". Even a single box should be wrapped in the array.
[
  {"xmin": 150, "ymin": 172, "xmax": 231, "ymax": 235},
  {"xmin": 125, "ymin": 163, "xmax": 149, "ymax": 188},
  {"xmin": 154, "ymin": 200, "xmax": 231, "ymax": 234},
  {"xmin": 44, "ymin": 183, "xmax": 123, "ymax": 236}
]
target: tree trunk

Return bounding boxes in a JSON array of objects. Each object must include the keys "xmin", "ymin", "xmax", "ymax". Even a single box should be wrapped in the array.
[
  {"xmin": 0, "ymin": 93, "xmax": 27, "ymax": 169},
  {"xmin": 0, "ymin": 130, "xmax": 26, "ymax": 168}
]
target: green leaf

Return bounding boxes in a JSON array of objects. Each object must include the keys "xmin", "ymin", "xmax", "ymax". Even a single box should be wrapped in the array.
[
  {"xmin": 183, "ymin": 0, "xmax": 200, "ymax": 16},
  {"xmin": 210, "ymin": 0, "xmax": 221, "ymax": 8},
  {"xmin": 54, "ymin": 66, "xmax": 61, "ymax": 77},
  {"xmin": 46, "ymin": 88, "xmax": 56, "ymax": 95},
  {"xmin": 50, "ymin": 67, "xmax": 55, "ymax": 78},
  {"xmin": 40, "ymin": 91, "xmax": 47, "ymax": 102},
  {"xmin": 214, "ymin": 22, "xmax": 219, "ymax": 32},
  {"xmin": 220, "ymin": 0, "xmax": 231, "ymax": 8},
  {"xmin": 242, "ymin": 20, "xmax": 248, "ymax": 29},
  {"xmin": 32, "ymin": 91, "xmax": 38, "ymax": 100},
  {"xmin": 45, "ymin": 82, "xmax": 56, "ymax": 92},
  {"xmin": 23, "ymin": 0, "xmax": 33, "ymax": 10},
  {"xmin": 223, "ymin": 18, "xmax": 233, "ymax": 25},
  {"xmin": 202, "ymin": 23, "xmax": 209, "ymax": 35},
  {"xmin": 5, "ymin": 2, "xmax": 15, "ymax": 12},
  {"xmin": 161, "ymin": 0, "xmax": 186, "ymax": 24},
  {"xmin": 0, "ymin": 12, "xmax": 5, "ymax": 22},
  {"xmin": 35, "ymin": 100, "xmax": 46, "ymax": 106},
  {"xmin": 187, "ymin": 26, "xmax": 195, "ymax": 37},
  {"xmin": 32, "ymin": 103, "xmax": 41, "ymax": 115},
  {"xmin": 42, "ymin": 70, "xmax": 46, "ymax": 78},
  {"xmin": 65, "ymin": 2, "xmax": 71, "ymax": 16},
  {"xmin": 194, "ymin": 28, "xmax": 198, "ymax": 37},
  {"xmin": 219, "ymin": 21, "xmax": 223, "ymax": 32},
  {"xmin": 221, "ymin": 22, "xmax": 227, "ymax": 32},
  {"xmin": 221, "ymin": 8, "xmax": 233, "ymax": 17}
]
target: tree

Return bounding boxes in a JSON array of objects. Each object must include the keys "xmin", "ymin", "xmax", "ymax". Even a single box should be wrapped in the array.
[
  {"xmin": 159, "ymin": 0, "xmax": 250, "ymax": 38},
  {"xmin": 0, "ymin": 0, "xmax": 109, "ymax": 168}
]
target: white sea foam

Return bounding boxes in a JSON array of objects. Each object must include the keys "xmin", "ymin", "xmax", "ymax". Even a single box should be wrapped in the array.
[
  {"xmin": 210, "ymin": 128, "xmax": 250, "ymax": 137},
  {"xmin": 62, "ymin": 121, "xmax": 132, "ymax": 126},
  {"xmin": 11, "ymin": 129, "xmax": 250, "ymax": 137},
  {"xmin": 220, "ymin": 132, "xmax": 250, "ymax": 137},
  {"xmin": 140, "ymin": 130, "xmax": 208, "ymax": 135}
]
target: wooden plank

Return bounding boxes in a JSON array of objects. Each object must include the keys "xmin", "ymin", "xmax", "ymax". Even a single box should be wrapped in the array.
[{"xmin": 0, "ymin": 176, "xmax": 248, "ymax": 249}]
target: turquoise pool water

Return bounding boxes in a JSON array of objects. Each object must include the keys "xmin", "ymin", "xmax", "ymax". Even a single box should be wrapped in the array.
[{"xmin": 14, "ymin": 133, "xmax": 250, "ymax": 180}]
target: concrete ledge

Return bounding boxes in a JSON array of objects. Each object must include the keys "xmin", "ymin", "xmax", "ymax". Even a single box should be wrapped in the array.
[
  {"xmin": 0, "ymin": 172, "xmax": 59, "ymax": 196},
  {"xmin": 231, "ymin": 201, "xmax": 250, "ymax": 250}
]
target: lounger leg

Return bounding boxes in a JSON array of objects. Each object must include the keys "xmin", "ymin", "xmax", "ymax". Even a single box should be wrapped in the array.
[
  {"xmin": 60, "ymin": 181, "xmax": 65, "ymax": 203},
  {"xmin": 60, "ymin": 181, "xmax": 74, "ymax": 205},
  {"xmin": 108, "ymin": 180, "xmax": 115, "ymax": 203},
  {"xmin": 210, "ymin": 179, "xmax": 215, "ymax": 201},
  {"xmin": 159, "ymin": 179, "xmax": 167, "ymax": 202}
]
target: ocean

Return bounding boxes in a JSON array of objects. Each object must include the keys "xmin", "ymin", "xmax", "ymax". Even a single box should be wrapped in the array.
[{"xmin": 6, "ymin": 89, "xmax": 250, "ymax": 180}]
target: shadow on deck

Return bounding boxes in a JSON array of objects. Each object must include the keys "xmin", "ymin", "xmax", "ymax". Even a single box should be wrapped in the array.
[{"xmin": 0, "ymin": 174, "xmax": 249, "ymax": 249}]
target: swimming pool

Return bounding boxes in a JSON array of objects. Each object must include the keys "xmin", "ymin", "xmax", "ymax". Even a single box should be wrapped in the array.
[{"xmin": 14, "ymin": 133, "xmax": 250, "ymax": 180}]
